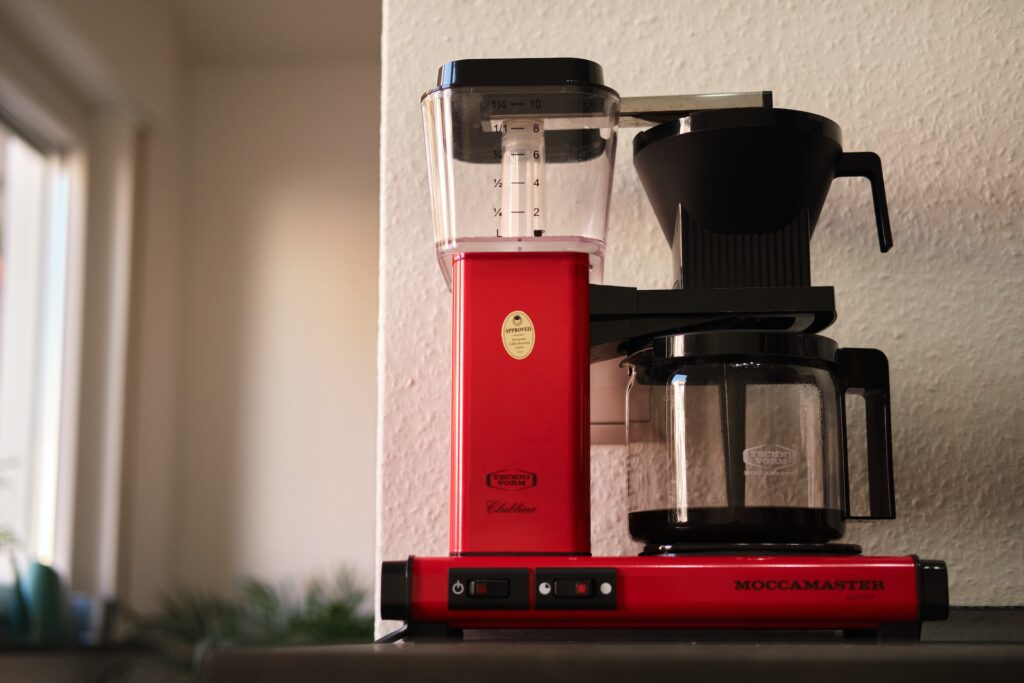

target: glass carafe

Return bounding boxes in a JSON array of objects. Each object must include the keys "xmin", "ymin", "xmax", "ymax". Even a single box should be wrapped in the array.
[{"xmin": 625, "ymin": 332, "xmax": 895, "ymax": 547}]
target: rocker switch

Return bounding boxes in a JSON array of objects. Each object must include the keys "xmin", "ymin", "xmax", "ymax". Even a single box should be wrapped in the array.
[
  {"xmin": 553, "ymin": 579, "xmax": 593, "ymax": 598},
  {"xmin": 469, "ymin": 579, "xmax": 510, "ymax": 598}
]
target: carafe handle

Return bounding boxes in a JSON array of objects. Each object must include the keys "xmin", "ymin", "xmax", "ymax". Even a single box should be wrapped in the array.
[
  {"xmin": 837, "ymin": 348, "xmax": 896, "ymax": 520},
  {"xmin": 835, "ymin": 152, "xmax": 893, "ymax": 253}
]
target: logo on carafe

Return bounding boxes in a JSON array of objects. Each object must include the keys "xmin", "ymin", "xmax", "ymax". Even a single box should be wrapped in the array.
[{"xmin": 743, "ymin": 444, "xmax": 797, "ymax": 475}]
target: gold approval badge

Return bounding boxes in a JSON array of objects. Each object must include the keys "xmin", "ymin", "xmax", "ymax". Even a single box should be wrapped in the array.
[{"xmin": 501, "ymin": 310, "xmax": 535, "ymax": 360}]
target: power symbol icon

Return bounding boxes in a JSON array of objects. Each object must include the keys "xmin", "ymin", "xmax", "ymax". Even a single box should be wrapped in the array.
[{"xmin": 451, "ymin": 580, "xmax": 465, "ymax": 595}]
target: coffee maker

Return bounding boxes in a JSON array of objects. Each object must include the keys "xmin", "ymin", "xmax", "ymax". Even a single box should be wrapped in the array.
[{"xmin": 379, "ymin": 58, "xmax": 948, "ymax": 642}]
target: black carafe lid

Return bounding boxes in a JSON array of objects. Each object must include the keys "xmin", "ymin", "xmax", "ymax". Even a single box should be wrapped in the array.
[
  {"xmin": 640, "ymin": 542, "xmax": 862, "ymax": 556},
  {"xmin": 641, "ymin": 330, "xmax": 840, "ymax": 365}
]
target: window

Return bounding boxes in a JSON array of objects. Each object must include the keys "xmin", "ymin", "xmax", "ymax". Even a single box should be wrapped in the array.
[
  {"xmin": 1, "ymin": 6, "xmax": 135, "ymax": 604},
  {"xmin": 0, "ymin": 120, "xmax": 72, "ymax": 580}
]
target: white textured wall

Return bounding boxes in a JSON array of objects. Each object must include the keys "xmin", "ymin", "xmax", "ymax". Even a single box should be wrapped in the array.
[{"xmin": 378, "ymin": 0, "xmax": 1024, "ymax": 620}]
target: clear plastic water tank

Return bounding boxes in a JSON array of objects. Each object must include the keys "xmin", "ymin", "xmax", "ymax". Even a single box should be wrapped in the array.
[{"xmin": 421, "ymin": 58, "xmax": 620, "ymax": 287}]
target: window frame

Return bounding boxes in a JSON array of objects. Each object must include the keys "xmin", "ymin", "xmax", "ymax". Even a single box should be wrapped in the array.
[
  {"xmin": 0, "ymin": 5, "xmax": 140, "ymax": 606},
  {"xmin": 0, "ymin": 98, "xmax": 87, "ymax": 586}
]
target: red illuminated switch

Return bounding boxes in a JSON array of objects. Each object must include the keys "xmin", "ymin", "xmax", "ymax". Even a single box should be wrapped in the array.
[
  {"xmin": 469, "ymin": 579, "xmax": 510, "ymax": 598},
  {"xmin": 553, "ymin": 579, "xmax": 593, "ymax": 598}
]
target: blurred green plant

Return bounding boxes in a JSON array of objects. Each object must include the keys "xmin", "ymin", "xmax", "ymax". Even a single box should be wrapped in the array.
[
  {"xmin": 132, "ymin": 569, "xmax": 373, "ymax": 671},
  {"xmin": 0, "ymin": 527, "xmax": 18, "ymax": 550}
]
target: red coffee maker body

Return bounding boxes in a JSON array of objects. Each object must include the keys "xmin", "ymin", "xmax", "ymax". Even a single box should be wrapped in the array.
[{"xmin": 450, "ymin": 251, "xmax": 591, "ymax": 555}]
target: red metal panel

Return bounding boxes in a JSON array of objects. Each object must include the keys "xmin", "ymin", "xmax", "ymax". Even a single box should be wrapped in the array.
[
  {"xmin": 410, "ymin": 555, "xmax": 920, "ymax": 628},
  {"xmin": 450, "ymin": 252, "xmax": 590, "ymax": 555}
]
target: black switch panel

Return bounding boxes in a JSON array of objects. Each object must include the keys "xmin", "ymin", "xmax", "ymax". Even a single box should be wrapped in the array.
[
  {"xmin": 536, "ymin": 568, "xmax": 616, "ymax": 610},
  {"xmin": 449, "ymin": 569, "xmax": 528, "ymax": 610}
]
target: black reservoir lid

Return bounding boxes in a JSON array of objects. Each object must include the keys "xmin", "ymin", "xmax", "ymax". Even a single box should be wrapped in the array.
[
  {"xmin": 425, "ymin": 58, "xmax": 619, "ymax": 164},
  {"xmin": 435, "ymin": 57, "xmax": 611, "ymax": 90}
]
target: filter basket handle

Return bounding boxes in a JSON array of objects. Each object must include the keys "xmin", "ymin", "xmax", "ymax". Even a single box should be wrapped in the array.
[{"xmin": 835, "ymin": 152, "xmax": 893, "ymax": 253}]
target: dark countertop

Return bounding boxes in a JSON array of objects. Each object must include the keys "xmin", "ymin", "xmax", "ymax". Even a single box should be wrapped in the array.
[
  {"xmin": 201, "ymin": 609, "xmax": 1024, "ymax": 683},
  {"xmin": 2, "ymin": 610, "xmax": 1017, "ymax": 682}
]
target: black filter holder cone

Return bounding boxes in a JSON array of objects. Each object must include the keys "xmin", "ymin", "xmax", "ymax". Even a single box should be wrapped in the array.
[{"xmin": 633, "ymin": 108, "xmax": 892, "ymax": 289}]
